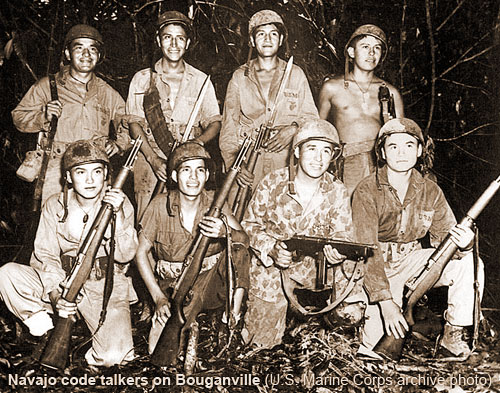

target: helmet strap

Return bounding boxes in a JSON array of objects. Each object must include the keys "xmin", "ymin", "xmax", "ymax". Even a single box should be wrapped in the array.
[
  {"xmin": 59, "ymin": 181, "xmax": 69, "ymax": 223},
  {"xmin": 244, "ymin": 47, "xmax": 253, "ymax": 77},
  {"xmin": 288, "ymin": 162, "xmax": 297, "ymax": 195},
  {"xmin": 344, "ymin": 57, "xmax": 350, "ymax": 89}
]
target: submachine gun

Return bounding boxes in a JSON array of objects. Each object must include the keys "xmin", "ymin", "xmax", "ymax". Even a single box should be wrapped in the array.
[
  {"xmin": 374, "ymin": 174, "xmax": 500, "ymax": 360},
  {"xmin": 40, "ymin": 138, "xmax": 142, "ymax": 370},
  {"xmin": 282, "ymin": 236, "xmax": 376, "ymax": 316},
  {"xmin": 150, "ymin": 136, "xmax": 252, "ymax": 367}
]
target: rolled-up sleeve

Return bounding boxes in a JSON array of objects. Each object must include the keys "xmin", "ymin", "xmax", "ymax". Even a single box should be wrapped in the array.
[
  {"xmin": 125, "ymin": 71, "xmax": 149, "ymax": 128},
  {"xmin": 200, "ymin": 80, "xmax": 222, "ymax": 129},
  {"xmin": 12, "ymin": 78, "xmax": 51, "ymax": 133},
  {"xmin": 112, "ymin": 197, "xmax": 138, "ymax": 262}
]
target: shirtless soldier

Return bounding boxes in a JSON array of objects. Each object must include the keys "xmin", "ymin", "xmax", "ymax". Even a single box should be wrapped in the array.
[{"xmin": 319, "ymin": 24, "xmax": 404, "ymax": 195}]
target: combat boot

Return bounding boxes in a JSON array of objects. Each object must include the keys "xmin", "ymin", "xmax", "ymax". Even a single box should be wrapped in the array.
[{"xmin": 439, "ymin": 323, "xmax": 471, "ymax": 357}]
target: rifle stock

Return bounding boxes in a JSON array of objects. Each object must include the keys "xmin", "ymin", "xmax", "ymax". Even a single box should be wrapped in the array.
[
  {"xmin": 40, "ymin": 138, "xmax": 142, "ymax": 369},
  {"xmin": 374, "ymin": 174, "xmax": 500, "ymax": 361},
  {"xmin": 150, "ymin": 137, "xmax": 252, "ymax": 367}
]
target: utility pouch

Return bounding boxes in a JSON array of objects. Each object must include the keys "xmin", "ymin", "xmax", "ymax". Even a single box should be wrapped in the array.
[
  {"xmin": 16, "ymin": 148, "xmax": 44, "ymax": 182},
  {"xmin": 17, "ymin": 73, "xmax": 58, "ymax": 182}
]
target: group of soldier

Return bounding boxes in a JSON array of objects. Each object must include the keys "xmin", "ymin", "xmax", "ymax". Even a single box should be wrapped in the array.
[{"xmin": 0, "ymin": 9, "xmax": 483, "ymax": 368}]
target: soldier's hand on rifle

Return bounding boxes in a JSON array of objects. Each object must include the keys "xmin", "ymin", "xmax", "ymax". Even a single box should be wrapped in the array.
[
  {"xmin": 153, "ymin": 296, "xmax": 171, "ymax": 326},
  {"xmin": 149, "ymin": 155, "xmax": 168, "ymax": 182},
  {"xmin": 49, "ymin": 289, "xmax": 79, "ymax": 318},
  {"xmin": 199, "ymin": 216, "xmax": 226, "ymax": 238},
  {"xmin": 379, "ymin": 299, "xmax": 409, "ymax": 339},
  {"xmin": 264, "ymin": 124, "xmax": 298, "ymax": 153},
  {"xmin": 449, "ymin": 223, "xmax": 475, "ymax": 251},
  {"xmin": 103, "ymin": 187, "xmax": 125, "ymax": 213},
  {"xmin": 236, "ymin": 166, "xmax": 254, "ymax": 188},
  {"xmin": 270, "ymin": 241, "xmax": 293, "ymax": 269},
  {"xmin": 105, "ymin": 140, "xmax": 120, "ymax": 157},
  {"xmin": 323, "ymin": 244, "xmax": 346, "ymax": 265},
  {"xmin": 45, "ymin": 100, "xmax": 63, "ymax": 121}
]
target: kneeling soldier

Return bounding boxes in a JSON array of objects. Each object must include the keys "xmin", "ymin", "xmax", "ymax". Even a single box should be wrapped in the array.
[
  {"xmin": 241, "ymin": 119, "xmax": 363, "ymax": 349},
  {"xmin": 352, "ymin": 118, "xmax": 484, "ymax": 359},
  {"xmin": 0, "ymin": 140, "xmax": 138, "ymax": 366},
  {"xmin": 135, "ymin": 141, "xmax": 249, "ymax": 354}
]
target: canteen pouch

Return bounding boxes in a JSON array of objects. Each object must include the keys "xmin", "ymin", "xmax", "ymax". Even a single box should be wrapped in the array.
[{"xmin": 16, "ymin": 149, "xmax": 44, "ymax": 182}]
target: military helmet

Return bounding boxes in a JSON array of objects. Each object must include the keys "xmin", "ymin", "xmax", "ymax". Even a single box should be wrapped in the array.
[
  {"xmin": 64, "ymin": 24, "xmax": 103, "ymax": 48},
  {"xmin": 248, "ymin": 9, "xmax": 286, "ymax": 37},
  {"xmin": 168, "ymin": 141, "xmax": 212, "ymax": 174},
  {"xmin": 344, "ymin": 24, "xmax": 387, "ymax": 62},
  {"xmin": 292, "ymin": 119, "xmax": 342, "ymax": 157},
  {"xmin": 375, "ymin": 118, "xmax": 424, "ymax": 161},
  {"xmin": 63, "ymin": 140, "xmax": 109, "ymax": 172},
  {"xmin": 157, "ymin": 11, "xmax": 192, "ymax": 36}
]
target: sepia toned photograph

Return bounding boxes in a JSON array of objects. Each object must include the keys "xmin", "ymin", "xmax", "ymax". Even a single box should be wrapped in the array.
[{"xmin": 0, "ymin": 0, "xmax": 499, "ymax": 392}]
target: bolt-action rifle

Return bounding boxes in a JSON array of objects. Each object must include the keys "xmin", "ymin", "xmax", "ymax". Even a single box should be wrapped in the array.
[
  {"xmin": 231, "ymin": 57, "xmax": 293, "ymax": 221},
  {"xmin": 150, "ymin": 136, "xmax": 252, "ymax": 367},
  {"xmin": 374, "ymin": 174, "xmax": 500, "ymax": 360},
  {"xmin": 40, "ymin": 138, "xmax": 142, "ymax": 370}
]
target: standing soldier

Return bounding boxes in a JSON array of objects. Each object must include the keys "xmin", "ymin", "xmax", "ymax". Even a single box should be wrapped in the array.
[
  {"xmin": 220, "ymin": 9, "xmax": 318, "ymax": 193},
  {"xmin": 125, "ymin": 11, "xmax": 221, "ymax": 220},
  {"xmin": 12, "ymin": 24, "xmax": 130, "ymax": 203},
  {"xmin": 0, "ymin": 140, "xmax": 137, "ymax": 366},
  {"xmin": 318, "ymin": 24, "xmax": 404, "ymax": 196}
]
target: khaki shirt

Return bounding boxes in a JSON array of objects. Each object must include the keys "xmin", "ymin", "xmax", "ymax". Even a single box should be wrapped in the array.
[
  {"xmin": 220, "ymin": 58, "xmax": 318, "ymax": 184},
  {"xmin": 352, "ymin": 166, "xmax": 460, "ymax": 302},
  {"xmin": 30, "ymin": 188, "xmax": 138, "ymax": 297},
  {"xmin": 125, "ymin": 59, "xmax": 221, "ymax": 141},
  {"xmin": 140, "ymin": 190, "xmax": 230, "ymax": 263},
  {"xmin": 12, "ymin": 65, "xmax": 129, "ymax": 150}
]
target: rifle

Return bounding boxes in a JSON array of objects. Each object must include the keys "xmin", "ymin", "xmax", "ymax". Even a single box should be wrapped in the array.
[
  {"xmin": 373, "ymin": 174, "xmax": 500, "ymax": 360},
  {"xmin": 151, "ymin": 75, "xmax": 211, "ymax": 198},
  {"xmin": 40, "ymin": 137, "xmax": 142, "ymax": 370},
  {"xmin": 471, "ymin": 225, "xmax": 481, "ymax": 351},
  {"xmin": 378, "ymin": 83, "xmax": 395, "ymax": 124},
  {"xmin": 14, "ymin": 75, "xmax": 58, "ymax": 263},
  {"xmin": 231, "ymin": 57, "xmax": 294, "ymax": 221},
  {"xmin": 150, "ymin": 136, "xmax": 253, "ymax": 367}
]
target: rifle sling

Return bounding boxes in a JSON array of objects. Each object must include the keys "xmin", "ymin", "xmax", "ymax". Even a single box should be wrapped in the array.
[
  {"xmin": 99, "ymin": 212, "xmax": 116, "ymax": 328},
  {"xmin": 281, "ymin": 258, "xmax": 363, "ymax": 316},
  {"xmin": 143, "ymin": 69, "xmax": 175, "ymax": 157},
  {"xmin": 43, "ymin": 73, "xmax": 59, "ymax": 148}
]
